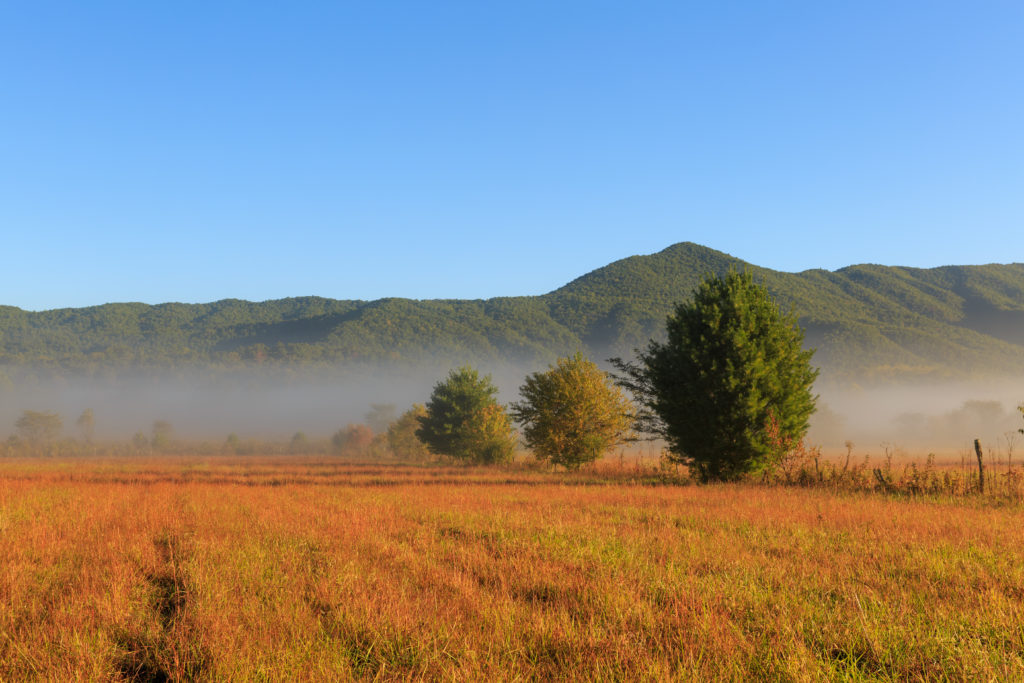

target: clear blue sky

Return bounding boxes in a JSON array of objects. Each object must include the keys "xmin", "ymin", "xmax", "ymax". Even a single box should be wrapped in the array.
[{"xmin": 2, "ymin": 1, "xmax": 1021, "ymax": 311}]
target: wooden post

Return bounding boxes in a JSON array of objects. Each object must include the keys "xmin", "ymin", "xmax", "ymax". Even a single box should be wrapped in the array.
[{"xmin": 974, "ymin": 439, "xmax": 985, "ymax": 495}]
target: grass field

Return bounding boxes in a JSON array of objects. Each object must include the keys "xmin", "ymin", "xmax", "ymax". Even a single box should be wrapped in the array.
[{"xmin": 1, "ymin": 457, "xmax": 1022, "ymax": 681}]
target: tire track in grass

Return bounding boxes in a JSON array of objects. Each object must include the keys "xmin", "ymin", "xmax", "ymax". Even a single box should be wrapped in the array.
[{"xmin": 115, "ymin": 531, "xmax": 209, "ymax": 682}]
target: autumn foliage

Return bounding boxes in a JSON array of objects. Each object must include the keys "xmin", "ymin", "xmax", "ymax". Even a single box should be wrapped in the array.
[{"xmin": 512, "ymin": 353, "xmax": 632, "ymax": 469}]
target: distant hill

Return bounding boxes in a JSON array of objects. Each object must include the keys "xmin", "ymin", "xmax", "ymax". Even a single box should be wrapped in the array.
[
  {"xmin": 1, "ymin": 242, "xmax": 1023, "ymax": 382},
  {"xmin": 544, "ymin": 243, "xmax": 1024, "ymax": 380}
]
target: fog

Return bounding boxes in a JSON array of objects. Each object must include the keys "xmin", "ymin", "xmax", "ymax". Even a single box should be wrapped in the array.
[
  {"xmin": 810, "ymin": 376, "xmax": 1024, "ymax": 455},
  {"xmin": 0, "ymin": 365, "xmax": 1021, "ymax": 455},
  {"xmin": 0, "ymin": 362, "xmax": 551, "ymax": 441}
]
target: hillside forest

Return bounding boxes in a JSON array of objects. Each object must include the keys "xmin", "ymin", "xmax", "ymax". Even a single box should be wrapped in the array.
[{"xmin": 0, "ymin": 243, "xmax": 1022, "ymax": 383}]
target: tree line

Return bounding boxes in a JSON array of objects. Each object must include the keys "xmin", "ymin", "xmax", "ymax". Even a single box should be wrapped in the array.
[
  {"xmin": 414, "ymin": 271, "xmax": 818, "ymax": 480},
  {"xmin": 10, "ymin": 272, "xmax": 1020, "ymax": 480}
]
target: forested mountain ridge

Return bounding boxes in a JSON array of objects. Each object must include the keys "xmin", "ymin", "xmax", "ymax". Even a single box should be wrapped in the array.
[
  {"xmin": 545, "ymin": 243, "xmax": 1024, "ymax": 379},
  {"xmin": 1, "ymin": 242, "xmax": 1022, "ymax": 381}
]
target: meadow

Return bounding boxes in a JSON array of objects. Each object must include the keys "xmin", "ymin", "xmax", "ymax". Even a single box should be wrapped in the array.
[{"xmin": 1, "ymin": 457, "xmax": 1023, "ymax": 681}]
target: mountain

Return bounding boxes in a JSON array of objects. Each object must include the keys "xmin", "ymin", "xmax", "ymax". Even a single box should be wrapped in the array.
[
  {"xmin": 545, "ymin": 243, "xmax": 1024, "ymax": 380},
  {"xmin": 1, "ymin": 243, "xmax": 1022, "ymax": 382}
]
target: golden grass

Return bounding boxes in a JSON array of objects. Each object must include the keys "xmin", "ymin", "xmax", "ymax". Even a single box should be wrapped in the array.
[{"xmin": 1, "ymin": 458, "xmax": 1022, "ymax": 680}]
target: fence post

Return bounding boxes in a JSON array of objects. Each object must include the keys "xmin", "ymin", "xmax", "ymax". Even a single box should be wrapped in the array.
[{"xmin": 974, "ymin": 439, "xmax": 985, "ymax": 495}]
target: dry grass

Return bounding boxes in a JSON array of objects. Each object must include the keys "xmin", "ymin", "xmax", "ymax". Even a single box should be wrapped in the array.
[{"xmin": 1, "ymin": 457, "xmax": 1023, "ymax": 681}]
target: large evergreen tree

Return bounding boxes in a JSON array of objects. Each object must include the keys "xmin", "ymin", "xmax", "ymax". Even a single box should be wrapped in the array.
[{"xmin": 613, "ymin": 271, "xmax": 818, "ymax": 481}]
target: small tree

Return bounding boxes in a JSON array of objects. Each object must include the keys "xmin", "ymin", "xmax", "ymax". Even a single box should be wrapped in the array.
[
  {"xmin": 612, "ymin": 270, "xmax": 818, "ymax": 481},
  {"xmin": 416, "ymin": 366, "xmax": 516, "ymax": 464},
  {"xmin": 131, "ymin": 431, "xmax": 149, "ymax": 452},
  {"xmin": 365, "ymin": 404, "xmax": 397, "ymax": 434},
  {"xmin": 387, "ymin": 404, "xmax": 432, "ymax": 462},
  {"xmin": 151, "ymin": 420, "xmax": 174, "ymax": 452},
  {"xmin": 16, "ymin": 410, "xmax": 62, "ymax": 443},
  {"xmin": 76, "ymin": 408, "xmax": 96, "ymax": 443},
  {"xmin": 332, "ymin": 423, "xmax": 374, "ymax": 457},
  {"xmin": 511, "ymin": 353, "xmax": 632, "ymax": 469},
  {"xmin": 288, "ymin": 431, "xmax": 309, "ymax": 454}
]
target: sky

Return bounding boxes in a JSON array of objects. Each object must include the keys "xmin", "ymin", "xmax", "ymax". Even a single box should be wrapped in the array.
[{"xmin": 1, "ymin": 1, "xmax": 1022, "ymax": 311}]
